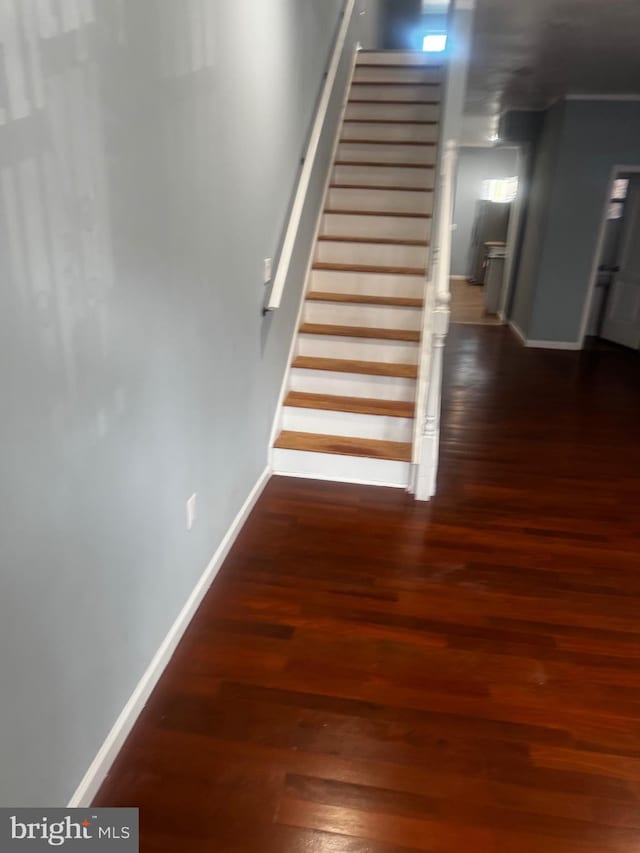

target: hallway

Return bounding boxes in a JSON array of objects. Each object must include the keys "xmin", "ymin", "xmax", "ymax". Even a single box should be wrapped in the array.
[
  {"xmin": 450, "ymin": 278, "xmax": 504, "ymax": 325},
  {"xmin": 96, "ymin": 326, "xmax": 640, "ymax": 852}
]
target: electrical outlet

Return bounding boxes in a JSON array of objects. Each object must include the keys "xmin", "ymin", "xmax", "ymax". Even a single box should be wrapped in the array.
[
  {"xmin": 186, "ymin": 493, "xmax": 197, "ymax": 531},
  {"xmin": 264, "ymin": 257, "xmax": 272, "ymax": 284}
]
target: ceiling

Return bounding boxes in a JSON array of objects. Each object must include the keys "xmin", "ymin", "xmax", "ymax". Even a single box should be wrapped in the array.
[{"xmin": 464, "ymin": 0, "xmax": 640, "ymax": 143}]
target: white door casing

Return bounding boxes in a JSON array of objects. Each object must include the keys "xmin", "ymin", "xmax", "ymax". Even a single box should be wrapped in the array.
[{"xmin": 600, "ymin": 176, "xmax": 640, "ymax": 349}]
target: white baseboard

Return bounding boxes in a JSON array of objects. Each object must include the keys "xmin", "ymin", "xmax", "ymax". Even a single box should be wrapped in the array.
[
  {"xmin": 509, "ymin": 321, "xmax": 581, "ymax": 350},
  {"xmin": 525, "ymin": 339, "xmax": 582, "ymax": 350},
  {"xmin": 67, "ymin": 465, "xmax": 272, "ymax": 808},
  {"xmin": 508, "ymin": 321, "xmax": 527, "ymax": 345}
]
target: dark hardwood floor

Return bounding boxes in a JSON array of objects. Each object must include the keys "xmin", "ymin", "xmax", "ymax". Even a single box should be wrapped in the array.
[{"xmin": 95, "ymin": 325, "xmax": 640, "ymax": 852}]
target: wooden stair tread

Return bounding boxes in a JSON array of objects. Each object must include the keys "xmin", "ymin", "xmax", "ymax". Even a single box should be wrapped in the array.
[
  {"xmin": 351, "ymin": 81, "xmax": 441, "ymax": 87},
  {"xmin": 274, "ymin": 430, "xmax": 413, "ymax": 462},
  {"xmin": 330, "ymin": 184, "xmax": 432, "ymax": 192},
  {"xmin": 348, "ymin": 99, "xmax": 440, "ymax": 105},
  {"xmin": 324, "ymin": 208, "xmax": 432, "ymax": 219},
  {"xmin": 356, "ymin": 62, "xmax": 443, "ymax": 70},
  {"xmin": 340, "ymin": 138, "xmax": 436, "ymax": 146},
  {"xmin": 292, "ymin": 355, "xmax": 418, "ymax": 378},
  {"xmin": 306, "ymin": 291, "xmax": 424, "ymax": 308},
  {"xmin": 299, "ymin": 323, "xmax": 420, "ymax": 342},
  {"xmin": 343, "ymin": 119, "xmax": 439, "ymax": 125},
  {"xmin": 334, "ymin": 161, "xmax": 434, "ymax": 169},
  {"xmin": 313, "ymin": 262, "xmax": 425, "ymax": 276},
  {"xmin": 318, "ymin": 235, "xmax": 428, "ymax": 247},
  {"xmin": 283, "ymin": 391, "xmax": 415, "ymax": 419}
]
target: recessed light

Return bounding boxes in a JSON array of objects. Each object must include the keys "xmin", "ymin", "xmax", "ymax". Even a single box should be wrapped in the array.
[{"xmin": 422, "ymin": 34, "xmax": 448, "ymax": 52}]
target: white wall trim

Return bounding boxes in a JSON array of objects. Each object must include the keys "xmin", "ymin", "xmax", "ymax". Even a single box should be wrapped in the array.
[
  {"xmin": 266, "ymin": 0, "xmax": 356, "ymax": 311},
  {"xmin": 268, "ymin": 45, "xmax": 360, "ymax": 454},
  {"xmin": 509, "ymin": 321, "xmax": 581, "ymax": 350},
  {"xmin": 67, "ymin": 465, "xmax": 272, "ymax": 808},
  {"xmin": 525, "ymin": 338, "xmax": 582, "ymax": 350}
]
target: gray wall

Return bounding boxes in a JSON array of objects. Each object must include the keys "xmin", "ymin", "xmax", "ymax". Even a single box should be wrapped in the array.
[
  {"xmin": 510, "ymin": 101, "xmax": 566, "ymax": 334},
  {"xmin": 0, "ymin": 0, "xmax": 380, "ymax": 806},
  {"xmin": 360, "ymin": 0, "xmax": 385, "ymax": 47},
  {"xmin": 381, "ymin": 0, "xmax": 421, "ymax": 49},
  {"xmin": 442, "ymin": 3, "xmax": 476, "ymax": 146},
  {"xmin": 511, "ymin": 100, "xmax": 640, "ymax": 342},
  {"xmin": 451, "ymin": 147, "xmax": 519, "ymax": 276}
]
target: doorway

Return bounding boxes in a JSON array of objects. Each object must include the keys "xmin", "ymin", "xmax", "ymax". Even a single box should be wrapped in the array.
[
  {"xmin": 449, "ymin": 145, "xmax": 521, "ymax": 325},
  {"xmin": 583, "ymin": 169, "xmax": 640, "ymax": 349}
]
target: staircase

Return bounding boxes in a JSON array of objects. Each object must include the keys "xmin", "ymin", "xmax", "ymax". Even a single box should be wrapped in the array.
[{"xmin": 272, "ymin": 51, "xmax": 443, "ymax": 488}]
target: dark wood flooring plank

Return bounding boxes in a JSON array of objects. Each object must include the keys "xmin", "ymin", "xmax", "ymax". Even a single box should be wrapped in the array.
[{"xmin": 94, "ymin": 327, "xmax": 640, "ymax": 852}]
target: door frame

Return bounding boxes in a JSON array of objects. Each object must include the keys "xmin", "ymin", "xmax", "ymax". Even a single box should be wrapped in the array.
[
  {"xmin": 578, "ymin": 164, "xmax": 640, "ymax": 347},
  {"xmin": 499, "ymin": 144, "xmax": 527, "ymax": 320},
  {"xmin": 449, "ymin": 141, "xmax": 521, "ymax": 313}
]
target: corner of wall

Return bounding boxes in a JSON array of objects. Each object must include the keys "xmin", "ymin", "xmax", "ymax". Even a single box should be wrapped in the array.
[{"xmin": 509, "ymin": 100, "xmax": 568, "ymax": 338}]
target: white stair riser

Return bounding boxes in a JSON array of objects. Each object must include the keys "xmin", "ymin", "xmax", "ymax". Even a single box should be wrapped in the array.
[
  {"xmin": 297, "ymin": 334, "xmax": 419, "ymax": 364},
  {"xmin": 309, "ymin": 269, "xmax": 425, "ymax": 298},
  {"xmin": 349, "ymin": 83, "xmax": 439, "ymax": 102},
  {"xmin": 332, "ymin": 164, "xmax": 434, "ymax": 188},
  {"xmin": 290, "ymin": 368, "xmax": 416, "ymax": 401},
  {"xmin": 337, "ymin": 142, "xmax": 436, "ymax": 165},
  {"xmin": 342, "ymin": 122, "xmax": 439, "ymax": 143},
  {"xmin": 357, "ymin": 51, "xmax": 441, "ymax": 66},
  {"xmin": 353, "ymin": 68, "xmax": 442, "ymax": 87},
  {"xmin": 321, "ymin": 213, "xmax": 431, "ymax": 242},
  {"xmin": 327, "ymin": 187, "xmax": 433, "ymax": 215},
  {"xmin": 304, "ymin": 301, "xmax": 422, "ymax": 330},
  {"xmin": 315, "ymin": 240, "xmax": 426, "ymax": 269},
  {"xmin": 272, "ymin": 449, "xmax": 411, "ymax": 488},
  {"xmin": 345, "ymin": 103, "xmax": 440, "ymax": 122},
  {"xmin": 268, "ymin": 50, "xmax": 449, "ymax": 485},
  {"xmin": 281, "ymin": 407, "xmax": 414, "ymax": 443}
]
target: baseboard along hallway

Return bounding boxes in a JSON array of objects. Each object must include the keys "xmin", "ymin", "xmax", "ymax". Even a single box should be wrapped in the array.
[{"xmin": 95, "ymin": 325, "xmax": 640, "ymax": 853}]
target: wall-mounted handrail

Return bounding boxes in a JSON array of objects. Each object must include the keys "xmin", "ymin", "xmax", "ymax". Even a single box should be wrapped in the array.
[
  {"xmin": 413, "ymin": 139, "xmax": 457, "ymax": 500},
  {"xmin": 265, "ymin": 0, "xmax": 356, "ymax": 312}
]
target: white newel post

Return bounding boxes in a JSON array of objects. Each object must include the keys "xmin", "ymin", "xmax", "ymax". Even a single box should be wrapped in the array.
[{"xmin": 414, "ymin": 141, "xmax": 457, "ymax": 501}]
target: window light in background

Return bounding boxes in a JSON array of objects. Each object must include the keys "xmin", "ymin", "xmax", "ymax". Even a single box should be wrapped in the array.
[
  {"xmin": 423, "ymin": 33, "xmax": 448, "ymax": 52},
  {"xmin": 482, "ymin": 177, "xmax": 519, "ymax": 204},
  {"xmin": 612, "ymin": 178, "xmax": 629, "ymax": 200},
  {"xmin": 607, "ymin": 178, "xmax": 629, "ymax": 219}
]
